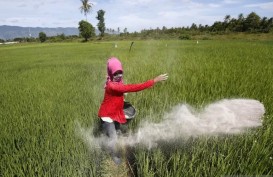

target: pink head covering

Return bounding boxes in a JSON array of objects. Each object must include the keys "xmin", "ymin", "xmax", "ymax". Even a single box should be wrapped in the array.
[{"xmin": 106, "ymin": 57, "xmax": 123, "ymax": 82}]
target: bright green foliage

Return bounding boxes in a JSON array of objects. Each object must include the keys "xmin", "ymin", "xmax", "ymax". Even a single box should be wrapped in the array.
[
  {"xmin": 78, "ymin": 20, "xmax": 95, "ymax": 41},
  {"xmin": 0, "ymin": 40, "xmax": 273, "ymax": 176}
]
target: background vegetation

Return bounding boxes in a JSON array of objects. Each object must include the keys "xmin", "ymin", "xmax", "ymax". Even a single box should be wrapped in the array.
[{"xmin": 1, "ymin": 12, "xmax": 272, "ymax": 43}]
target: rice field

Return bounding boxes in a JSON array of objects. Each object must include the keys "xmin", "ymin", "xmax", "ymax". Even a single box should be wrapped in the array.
[{"xmin": 0, "ymin": 40, "xmax": 273, "ymax": 176}]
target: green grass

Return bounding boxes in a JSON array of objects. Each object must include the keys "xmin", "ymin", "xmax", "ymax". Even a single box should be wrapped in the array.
[{"xmin": 0, "ymin": 40, "xmax": 273, "ymax": 176}]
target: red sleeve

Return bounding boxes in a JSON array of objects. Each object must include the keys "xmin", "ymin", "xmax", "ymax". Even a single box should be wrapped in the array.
[{"xmin": 108, "ymin": 80, "xmax": 154, "ymax": 93}]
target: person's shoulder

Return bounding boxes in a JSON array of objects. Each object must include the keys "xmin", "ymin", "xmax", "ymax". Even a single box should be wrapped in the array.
[{"xmin": 107, "ymin": 81, "xmax": 122, "ymax": 88}]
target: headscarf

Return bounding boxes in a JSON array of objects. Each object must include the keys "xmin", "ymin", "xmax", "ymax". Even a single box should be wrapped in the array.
[{"xmin": 106, "ymin": 57, "xmax": 123, "ymax": 83}]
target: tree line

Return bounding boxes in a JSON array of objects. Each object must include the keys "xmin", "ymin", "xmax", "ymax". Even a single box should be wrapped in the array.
[
  {"xmin": 77, "ymin": 0, "xmax": 273, "ymax": 41},
  {"xmin": 2, "ymin": 0, "xmax": 272, "ymax": 43},
  {"xmin": 138, "ymin": 12, "xmax": 273, "ymax": 37}
]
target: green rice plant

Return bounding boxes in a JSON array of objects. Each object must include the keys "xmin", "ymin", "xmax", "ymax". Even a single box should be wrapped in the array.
[{"xmin": 0, "ymin": 40, "xmax": 273, "ymax": 176}]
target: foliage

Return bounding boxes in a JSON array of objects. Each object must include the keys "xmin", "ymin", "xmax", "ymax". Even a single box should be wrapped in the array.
[
  {"xmin": 46, "ymin": 34, "xmax": 67, "ymax": 42},
  {"xmin": 179, "ymin": 34, "xmax": 191, "ymax": 40},
  {"xmin": 96, "ymin": 9, "xmax": 106, "ymax": 37},
  {"xmin": 38, "ymin": 32, "xmax": 47, "ymax": 43},
  {"xmin": 3, "ymin": 12, "xmax": 273, "ymax": 42},
  {"xmin": 244, "ymin": 12, "xmax": 261, "ymax": 32},
  {"xmin": 127, "ymin": 12, "xmax": 273, "ymax": 39},
  {"xmin": 78, "ymin": 20, "xmax": 95, "ymax": 41}
]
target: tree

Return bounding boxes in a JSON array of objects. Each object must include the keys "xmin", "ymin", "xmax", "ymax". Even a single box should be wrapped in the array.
[
  {"xmin": 234, "ymin": 13, "xmax": 244, "ymax": 32},
  {"xmin": 244, "ymin": 12, "xmax": 261, "ymax": 32},
  {"xmin": 268, "ymin": 18, "xmax": 273, "ymax": 32},
  {"xmin": 39, "ymin": 32, "xmax": 47, "ymax": 43},
  {"xmin": 211, "ymin": 21, "xmax": 224, "ymax": 32},
  {"xmin": 260, "ymin": 17, "xmax": 268, "ymax": 32},
  {"xmin": 224, "ymin": 15, "xmax": 231, "ymax": 23},
  {"xmin": 190, "ymin": 23, "xmax": 198, "ymax": 30},
  {"xmin": 58, "ymin": 33, "xmax": 66, "ymax": 40},
  {"xmin": 78, "ymin": 20, "xmax": 95, "ymax": 41},
  {"xmin": 80, "ymin": 0, "xmax": 93, "ymax": 21},
  {"xmin": 228, "ymin": 18, "xmax": 237, "ymax": 32},
  {"xmin": 123, "ymin": 28, "xmax": 127, "ymax": 33},
  {"xmin": 96, "ymin": 9, "xmax": 106, "ymax": 37},
  {"xmin": 224, "ymin": 15, "xmax": 231, "ymax": 31}
]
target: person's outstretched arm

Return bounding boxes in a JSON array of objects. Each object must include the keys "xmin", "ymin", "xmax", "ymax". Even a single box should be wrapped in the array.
[{"xmin": 109, "ymin": 74, "xmax": 168, "ymax": 93}]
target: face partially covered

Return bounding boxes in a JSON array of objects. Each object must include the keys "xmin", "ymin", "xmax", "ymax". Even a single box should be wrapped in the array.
[
  {"xmin": 113, "ymin": 70, "xmax": 123, "ymax": 82},
  {"xmin": 107, "ymin": 57, "xmax": 123, "ymax": 82}
]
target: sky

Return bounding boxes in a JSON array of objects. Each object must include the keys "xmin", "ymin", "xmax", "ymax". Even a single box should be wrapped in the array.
[{"xmin": 0, "ymin": 0, "xmax": 272, "ymax": 32}]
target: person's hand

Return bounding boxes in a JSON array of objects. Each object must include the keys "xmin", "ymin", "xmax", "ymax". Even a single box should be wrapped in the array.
[{"xmin": 154, "ymin": 74, "xmax": 168, "ymax": 83}]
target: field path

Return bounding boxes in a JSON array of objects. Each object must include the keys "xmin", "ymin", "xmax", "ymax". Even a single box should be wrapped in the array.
[{"xmin": 101, "ymin": 157, "xmax": 132, "ymax": 177}]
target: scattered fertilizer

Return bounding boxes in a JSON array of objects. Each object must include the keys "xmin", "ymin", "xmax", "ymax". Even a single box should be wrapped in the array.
[{"xmin": 77, "ymin": 98, "xmax": 265, "ymax": 150}]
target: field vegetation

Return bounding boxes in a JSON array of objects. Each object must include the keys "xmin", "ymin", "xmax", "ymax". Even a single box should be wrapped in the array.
[{"xmin": 0, "ymin": 39, "xmax": 273, "ymax": 176}]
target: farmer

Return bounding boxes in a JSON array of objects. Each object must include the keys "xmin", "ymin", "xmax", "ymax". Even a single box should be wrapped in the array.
[{"xmin": 98, "ymin": 57, "xmax": 168, "ymax": 164}]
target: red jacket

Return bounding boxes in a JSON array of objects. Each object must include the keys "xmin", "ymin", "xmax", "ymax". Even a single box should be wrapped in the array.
[{"xmin": 98, "ymin": 80, "xmax": 154, "ymax": 123}]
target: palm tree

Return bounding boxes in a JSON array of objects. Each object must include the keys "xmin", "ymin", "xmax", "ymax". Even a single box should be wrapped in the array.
[{"xmin": 80, "ymin": 0, "xmax": 93, "ymax": 21}]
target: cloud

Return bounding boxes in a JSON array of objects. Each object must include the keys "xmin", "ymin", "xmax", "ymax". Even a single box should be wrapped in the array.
[
  {"xmin": 223, "ymin": 0, "xmax": 243, "ymax": 4},
  {"xmin": 244, "ymin": 2, "xmax": 273, "ymax": 10},
  {"xmin": 33, "ymin": 3, "xmax": 43, "ymax": 9},
  {"xmin": 10, "ymin": 19, "xmax": 19, "ymax": 23},
  {"xmin": 110, "ymin": 14, "xmax": 153, "ymax": 31},
  {"xmin": 1, "ymin": 0, "xmax": 273, "ymax": 31},
  {"xmin": 175, "ymin": 1, "xmax": 221, "ymax": 10},
  {"xmin": 102, "ymin": 0, "xmax": 231, "ymax": 31},
  {"xmin": 18, "ymin": 3, "xmax": 27, "ymax": 7},
  {"xmin": 208, "ymin": 3, "xmax": 221, "ymax": 8},
  {"xmin": 158, "ymin": 11, "xmax": 184, "ymax": 18},
  {"xmin": 123, "ymin": 0, "xmax": 155, "ymax": 5}
]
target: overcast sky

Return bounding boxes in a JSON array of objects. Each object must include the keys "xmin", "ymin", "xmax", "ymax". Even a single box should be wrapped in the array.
[{"xmin": 0, "ymin": 0, "xmax": 272, "ymax": 32}]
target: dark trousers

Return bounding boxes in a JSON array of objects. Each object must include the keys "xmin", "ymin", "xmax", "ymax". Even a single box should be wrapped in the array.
[
  {"xmin": 100, "ymin": 120, "xmax": 121, "ymax": 157},
  {"xmin": 101, "ymin": 120, "xmax": 120, "ymax": 139},
  {"xmin": 101, "ymin": 119, "xmax": 130, "ymax": 138}
]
